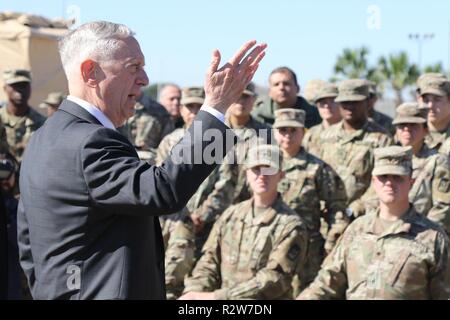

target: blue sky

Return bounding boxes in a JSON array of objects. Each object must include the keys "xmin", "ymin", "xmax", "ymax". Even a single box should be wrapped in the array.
[{"xmin": 3, "ymin": 0, "xmax": 450, "ymax": 91}]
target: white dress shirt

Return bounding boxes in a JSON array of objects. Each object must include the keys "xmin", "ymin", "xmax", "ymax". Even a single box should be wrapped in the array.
[{"xmin": 66, "ymin": 95, "xmax": 226, "ymax": 128}]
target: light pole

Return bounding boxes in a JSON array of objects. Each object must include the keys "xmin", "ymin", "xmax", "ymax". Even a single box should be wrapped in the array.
[{"xmin": 408, "ymin": 33, "xmax": 435, "ymax": 69}]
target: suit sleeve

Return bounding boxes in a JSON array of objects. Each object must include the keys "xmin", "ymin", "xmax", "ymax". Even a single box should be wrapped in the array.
[{"xmin": 82, "ymin": 110, "xmax": 235, "ymax": 216}]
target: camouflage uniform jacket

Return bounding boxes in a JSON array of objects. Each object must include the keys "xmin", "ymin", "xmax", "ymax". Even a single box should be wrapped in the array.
[
  {"xmin": 278, "ymin": 148, "xmax": 347, "ymax": 238},
  {"xmin": 118, "ymin": 102, "xmax": 163, "ymax": 152},
  {"xmin": 303, "ymin": 123, "xmax": 326, "ymax": 157},
  {"xmin": 370, "ymin": 110, "xmax": 395, "ymax": 136},
  {"xmin": 0, "ymin": 106, "xmax": 45, "ymax": 161},
  {"xmin": 410, "ymin": 144, "xmax": 450, "ymax": 234},
  {"xmin": 156, "ymin": 127, "xmax": 186, "ymax": 166},
  {"xmin": 425, "ymin": 124, "xmax": 450, "ymax": 157},
  {"xmin": 251, "ymin": 95, "xmax": 321, "ymax": 129},
  {"xmin": 318, "ymin": 120, "xmax": 393, "ymax": 204},
  {"xmin": 183, "ymin": 196, "xmax": 309, "ymax": 300},
  {"xmin": 217, "ymin": 117, "xmax": 274, "ymax": 203},
  {"xmin": 299, "ymin": 207, "xmax": 449, "ymax": 300}
]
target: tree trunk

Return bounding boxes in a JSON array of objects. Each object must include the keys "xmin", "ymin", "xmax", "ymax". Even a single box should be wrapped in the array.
[{"xmin": 394, "ymin": 89, "xmax": 403, "ymax": 107}]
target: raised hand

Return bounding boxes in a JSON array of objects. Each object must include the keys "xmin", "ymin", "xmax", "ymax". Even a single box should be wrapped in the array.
[{"xmin": 203, "ymin": 40, "xmax": 267, "ymax": 114}]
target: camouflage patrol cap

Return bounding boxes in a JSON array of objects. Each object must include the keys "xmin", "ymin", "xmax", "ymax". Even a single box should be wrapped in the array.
[
  {"xmin": 392, "ymin": 102, "xmax": 427, "ymax": 125},
  {"xmin": 304, "ymin": 79, "xmax": 327, "ymax": 103},
  {"xmin": 416, "ymin": 72, "xmax": 446, "ymax": 90},
  {"xmin": 2, "ymin": 69, "xmax": 31, "ymax": 85},
  {"xmin": 372, "ymin": 146, "xmax": 413, "ymax": 176},
  {"xmin": 39, "ymin": 92, "xmax": 66, "ymax": 108},
  {"xmin": 335, "ymin": 79, "xmax": 369, "ymax": 102},
  {"xmin": 273, "ymin": 108, "xmax": 305, "ymax": 128},
  {"xmin": 314, "ymin": 83, "xmax": 338, "ymax": 103},
  {"xmin": 242, "ymin": 82, "xmax": 257, "ymax": 97},
  {"xmin": 418, "ymin": 76, "xmax": 450, "ymax": 97},
  {"xmin": 245, "ymin": 144, "xmax": 283, "ymax": 172},
  {"xmin": 181, "ymin": 86, "xmax": 205, "ymax": 105}
]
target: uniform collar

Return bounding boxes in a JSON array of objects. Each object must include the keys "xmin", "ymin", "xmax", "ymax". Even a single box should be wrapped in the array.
[
  {"xmin": 337, "ymin": 120, "xmax": 370, "ymax": 144},
  {"xmin": 283, "ymin": 148, "xmax": 308, "ymax": 170},
  {"xmin": 245, "ymin": 194, "xmax": 283, "ymax": 226},
  {"xmin": 366, "ymin": 206, "xmax": 416, "ymax": 238}
]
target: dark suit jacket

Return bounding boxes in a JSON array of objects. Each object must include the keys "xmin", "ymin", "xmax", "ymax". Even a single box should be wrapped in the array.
[{"xmin": 17, "ymin": 99, "xmax": 233, "ymax": 299}]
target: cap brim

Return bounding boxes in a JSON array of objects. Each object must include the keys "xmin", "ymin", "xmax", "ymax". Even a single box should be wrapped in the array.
[
  {"xmin": 419, "ymin": 89, "xmax": 446, "ymax": 97},
  {"xmin": 372, "ymin": 166, "xmax": 410, "ymax": 176},
  {"xmin": 314, "ymin": 93, "xmax": 338, "ymax": 103},
  {"xmin": 335, "ymin": 94, "xmax": 367, "ymax": 102},
  {"xmin": 273, "ymin": 121, "xmax": 304, "ymax": 128},
  {"xmin": 180, "ymin": 97, "xmax": 205, "ymax": 104},
  {"xmin": 245, "ymin": 161, "xmax": 280, "ymax": 173},
  {"xmin": 4, "ymin": 77, "xmax": 31, "ymax": 85},
  {"xmin": 392, "ymin": 117, "xmax": 426, "ymax": 125},
  {"xmin": 181, "ymin": 98, "xmax": 204, "ymax": 105}
]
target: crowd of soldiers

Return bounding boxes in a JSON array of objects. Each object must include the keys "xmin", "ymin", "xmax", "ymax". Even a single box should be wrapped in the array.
[{"xmin": 1, "ymin": 65, "xmax": 450, "ymax": 300}]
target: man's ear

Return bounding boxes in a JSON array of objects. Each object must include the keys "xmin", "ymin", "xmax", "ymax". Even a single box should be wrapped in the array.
[{"xmin": 80, "ymin": 59, "xmax": 99, "ymax": 87}]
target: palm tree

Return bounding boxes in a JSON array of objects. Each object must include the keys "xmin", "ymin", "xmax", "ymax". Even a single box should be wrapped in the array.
[
  {"xmin": 332, "ymin": 47, "xmax": 384, "ymax": 91},
  {"xmin": 333, "ymin": 47, "xmax": 372, "ymax": 79},
  {"xmin": 377, "ymin": 52, "xmax": 420, "ymax": 106},
  {"xmin": 423, "ymin": 62, "xmax": 445, "ymax": 74}
]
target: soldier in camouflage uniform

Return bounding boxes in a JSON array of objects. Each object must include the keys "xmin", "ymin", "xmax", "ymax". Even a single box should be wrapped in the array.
[
  {"xmin": 273, "ymin": 108, "xmax": 347, "ymax": 295},
  {"xmin": 251, "ymin": 67, "xmax": 321, "ymax": 128},
  {"xmin": 366, "ymin": 80, "xmax": 395, "ymax": 135},
  {"xmin": 179, "ymin": 145, "xmax": 309, "ymax": 300},
  {"xmin": 317, "ymin": 79, "xmax": 393, "ymax": 229},
  {"xmin": 1, "ymin": 69, "xmax": 45, "ymax": 162},
  {"xmin": 118, "ymin": 91, "xmax": 174, "ymax": 162},
  {"xmin": 298, "ymin": 146, "xmax": 449, "ymax": 300},
  {"xmin": 39, "ymin": 92, "xmax": 66, "ymax": 118},
  {"xmin": 303, "ymin": 82, "xmax": 341, "ymax": 157},
  {"xmin": 416, "ymin": 75, "xmax": 450, "ymax": 157},
  {"xmin": 393, "ymin": 102, "xmax": 450, "ymax": 297},
  {"xmin": 416, "ymin": 72, "xmax": 447, "ymax": 104},
  {"xmin": 156, "ymin": 86, "xmax": 205, "ymax": 245},
  {"xmin": 163, "ymin": 83, "xmax": 271, "ymax": 299},
  {"xmin": 210, "ymin": 82, "xmax": 272, "ymax": 209}
]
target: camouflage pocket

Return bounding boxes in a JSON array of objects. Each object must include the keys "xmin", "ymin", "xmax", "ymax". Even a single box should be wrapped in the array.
[{"xmin": 386, "ymin": 250, "xmax": 410, "ymax": 286}]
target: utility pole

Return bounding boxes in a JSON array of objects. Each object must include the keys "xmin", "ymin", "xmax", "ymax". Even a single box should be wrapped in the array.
[{"xmin": 408, "ymin": 33, "xmax": 435, "ymax": 69}]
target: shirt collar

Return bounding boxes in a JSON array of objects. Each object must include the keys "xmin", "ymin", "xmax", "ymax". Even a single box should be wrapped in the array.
[{"xmin": 67, "ymin": 95, "xmax": 116, "ymax": 130}]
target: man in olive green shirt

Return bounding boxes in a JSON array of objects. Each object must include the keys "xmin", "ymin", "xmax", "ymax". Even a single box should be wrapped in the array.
[{"xmin": 252, "ymin": 66, "xmax": 321, "ymax": 128}]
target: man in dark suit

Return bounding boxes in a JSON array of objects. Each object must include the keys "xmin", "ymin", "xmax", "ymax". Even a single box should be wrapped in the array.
[{"xmin": 17, "ymin": 21, "xmax": 266, "ymax": 299}]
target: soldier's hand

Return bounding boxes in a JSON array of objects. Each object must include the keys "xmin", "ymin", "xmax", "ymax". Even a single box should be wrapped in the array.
[
  {"xmin": 203, "ymin": 40, "xmax": 267, "ymax": 114},
  {"xmin": 190, "ymin": 213, "xmax": 204, "ymax": 233}
]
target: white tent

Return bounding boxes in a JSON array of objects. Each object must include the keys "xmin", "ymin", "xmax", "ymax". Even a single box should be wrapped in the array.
[{"xmin": 0, "ymin": 15, "xmax": 69, "ymax": 110}]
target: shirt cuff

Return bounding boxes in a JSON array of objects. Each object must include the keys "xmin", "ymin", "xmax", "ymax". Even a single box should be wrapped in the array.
[{"xmin": 201, "ymin": 104, "xmax": 226, "ymax": 124}]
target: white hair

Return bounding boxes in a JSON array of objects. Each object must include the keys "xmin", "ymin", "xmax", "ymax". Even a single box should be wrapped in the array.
[{"xmin": 58, "ymin": 21, "xmax": 135, "ymax": 77}]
